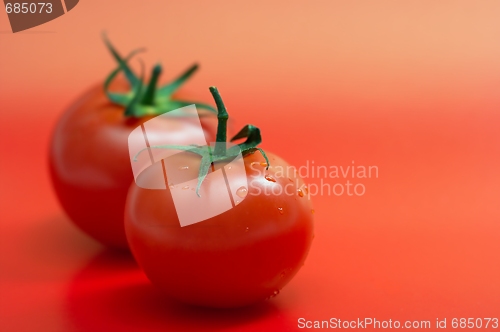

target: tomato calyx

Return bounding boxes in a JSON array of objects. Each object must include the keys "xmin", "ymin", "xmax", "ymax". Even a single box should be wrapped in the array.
[
  {"xmin": 102, "ymin": 35, "xmax": 216, "ymax": 118},
  {"xmin": 133, "ymin": 87, "xmax": 269, "ymax": 196}
]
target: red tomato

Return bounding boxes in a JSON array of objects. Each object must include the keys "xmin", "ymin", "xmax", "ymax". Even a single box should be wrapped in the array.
[
  {"xmin": 124, "ymin": 87, "xmax": 314, "ymax": 308},
  {"xmin": 49, "ymin": 39, "xmax": 217, "ymax": 248}
]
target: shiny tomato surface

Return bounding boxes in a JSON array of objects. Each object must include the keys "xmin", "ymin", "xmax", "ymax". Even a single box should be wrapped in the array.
[
  {"xmin": 125, "ymin": 150, "xmax": 314, "ymax": 308},
  {"xmin": 49, "ymin": 82, "xmax": 217, "ymax": 248}
]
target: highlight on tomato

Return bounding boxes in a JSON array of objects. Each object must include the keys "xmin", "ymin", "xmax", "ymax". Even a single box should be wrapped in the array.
[
  {"xmin": 49, "ymin": 36, "xmax": 217, "ymax": 248},
  {"xmin": 125, "ymin": 87, "xmax": 314, "ymax": 308}
]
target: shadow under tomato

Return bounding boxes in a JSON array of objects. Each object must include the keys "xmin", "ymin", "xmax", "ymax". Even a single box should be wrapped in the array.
[
  {"xmin": 65, "ymin": 250, "xmax": 288, "ymax": 332},
  {"xmin": 23, "ymin": 214, "xmax": 104, "ymax": 256},
  {"xmin": 3, "ymin": 213, "xmax": 106, "ymax": 284}
]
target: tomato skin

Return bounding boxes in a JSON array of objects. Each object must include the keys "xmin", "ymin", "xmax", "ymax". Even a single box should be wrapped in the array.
[
  {"xmin": 124, "ymin": 151, "xmax": 314, "ymax": 308},
  {"xmin": 49, "ymin": 83, "xmax": 217, "ymax": 249}
]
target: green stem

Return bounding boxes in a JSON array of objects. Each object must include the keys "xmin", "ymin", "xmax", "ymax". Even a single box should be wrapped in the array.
[
  {"xmin": 209, "ymin": 87, "xmax": 228, "ymax": 156},
  {"xmin": 141, "ymin": 64, "xmax": 162, "ymax": 106},
  {"xmin": 132, "ymin": 86, "xmax": 270, "ymax": 197}
]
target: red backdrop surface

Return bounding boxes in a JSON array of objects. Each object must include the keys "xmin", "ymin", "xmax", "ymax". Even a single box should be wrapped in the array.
[{"xmin": 1, "ymin": 1, "xmax": 499, "ymax": 331}]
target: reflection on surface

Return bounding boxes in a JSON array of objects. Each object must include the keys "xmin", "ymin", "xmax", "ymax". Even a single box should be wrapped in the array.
[{"xmin": 65, "ymin": 250, "xmax": 289, "ymax": 331}]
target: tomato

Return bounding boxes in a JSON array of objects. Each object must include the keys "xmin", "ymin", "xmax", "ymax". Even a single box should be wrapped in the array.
[
  {"xmin": 124, "ymin": 87, "xmax": 314, "ymax": 307},
  {"xmin": 49, "ymin": 38, "xmax": 217, "ymax": 249}
]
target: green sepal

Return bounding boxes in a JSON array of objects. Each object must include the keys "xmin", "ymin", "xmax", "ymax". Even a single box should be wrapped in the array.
[
  {"xmin": 157, "ymin": 64, "xmax": 199, "ymax": 97},
  {"xmin": 102, "ymin": 36, "xmax": 216, "ymax": 117},
  {"xmin": 136, "ymin": 142, "xmax": 263, "ymax": 197},
  {"xmin": 195, "ymin": 146, "xmax": 215, "ymax": 197},
  {"xmin": 103, "ymin": 48, "xmax": 145, "ymax": 105},
  {"xmin": 103, "ymin": 34, "xmax": 142, "ymax": 87}
]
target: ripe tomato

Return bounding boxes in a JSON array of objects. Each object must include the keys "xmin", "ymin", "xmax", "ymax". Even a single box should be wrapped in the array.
[
  {"xmin": 49, "ymin": 38, "xmax": 217, "ymax": 249},
  {"xmin": 124, "ymin": 87, "xmax": 314, "ymax": 307}
]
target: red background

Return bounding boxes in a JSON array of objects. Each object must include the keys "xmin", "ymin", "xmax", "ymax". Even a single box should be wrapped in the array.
[{"xmin": 1, "ymin": 1, "xmax": 499, "ymax": 331}]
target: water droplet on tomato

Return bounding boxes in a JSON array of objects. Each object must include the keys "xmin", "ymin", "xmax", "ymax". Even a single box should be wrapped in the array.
[
  {"xmin": 266, "ymin": 289, "xmax": 280, "ymax": 300},
  {"xmin": 265, "ymin": 175, "xmax": 276, "ymax": 182},
  {"xmin": 169, "ymin": 184, "xmax": 174, "ymax": 189},
  {"xmin": 182, "ymin": 185, "xmax": 189, "ymax": 190},
  {"xmin": 260, "ymin": 162, "xmax": 268, "ymax": 167},
  {"xmin": 228, "ymin": 166, "xmax": 232, "ymax": 170},
  {"xmin": 245, "ymin": 227, "xmax": 249, "ymax": 232},
  {"xmin": 236, "ymin": 186, "xmax": 248, "ymax": 198},
  {"xmin": 235, "ymin": 200, "xmax": 240, "ymax": 205},
  {"xmin": 277, "ymin": 207, "xmax": 284, "ymax": 215},
  {"xmin": 178, "ymin": 166, "xmax": 189, "ymax": 170},
  {"xmin": 297, "ymin": 189, "xmax": 304, "ymax": 197}
]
